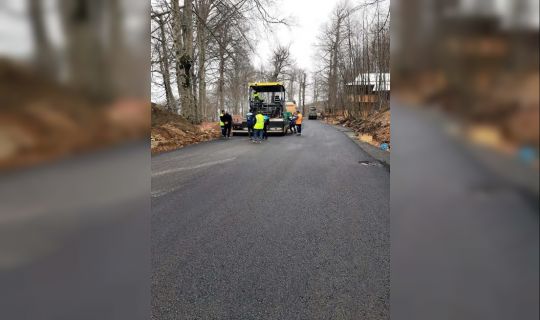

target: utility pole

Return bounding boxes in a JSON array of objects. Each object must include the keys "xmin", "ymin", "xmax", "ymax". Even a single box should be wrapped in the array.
[
  {"xmin": 301, "ymin": 72, "xmax": 306, "ymax": 115},
  {"xmin": 297, "ymin": 77, "xmax": 301, "ymax": 110}
]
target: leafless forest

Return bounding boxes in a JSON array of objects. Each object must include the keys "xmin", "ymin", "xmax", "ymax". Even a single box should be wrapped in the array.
[{"xmin": 151, "ymin": 0, "xmax": 390, "ymax": 123}]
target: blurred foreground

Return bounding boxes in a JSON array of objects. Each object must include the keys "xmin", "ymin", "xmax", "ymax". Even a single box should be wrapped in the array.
[
  {"xmin": 0, "ymin": 59, "xmax": 148, "ymax": 170},
  {"xmin": 391, "ymin": 103, "xmax": 538, "ymax": 319},
  {"xmin": 1, "ymin": 1, "xmax": 150, "ymax": 319},
  {"xmin": 393, "ymin": 0, "xmax": 539, "ymax": 162},
  {"xmin": 0, "ymin": 142, "xmax": 150, "ymax": 319},
  {"xmin": 392, "ymin": 1, "xmax": 539, "ymax": 319}
]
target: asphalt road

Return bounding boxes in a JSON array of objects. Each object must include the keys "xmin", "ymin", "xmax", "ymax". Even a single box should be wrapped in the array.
[
  {"xmin": 151, "ymin": 120, "xmax": 390, "ymax": 319},
  {"xmin": 0, "ymin": 142, "xmax": 149, "ymax": 320},
  {"xmin": 391, "ymin": 105, "xmax": 539, "ymax": 320}
]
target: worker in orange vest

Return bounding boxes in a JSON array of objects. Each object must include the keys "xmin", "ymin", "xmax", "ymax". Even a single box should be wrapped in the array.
[{"xmin": 295, "ymin": 111, "xmax": 303, "ymax": 136}]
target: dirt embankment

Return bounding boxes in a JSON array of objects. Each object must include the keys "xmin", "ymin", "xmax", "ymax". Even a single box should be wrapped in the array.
[
  {"xmin": 396, "ymin": 71, "xmax": 539, "ymax": 153},
  {"xmin": 0, "ymin": 59, "xmax": 148, "ymax": 170},
  {"xmin": 151, "ymin": 104, "xmax": 220, "ymax": 154},
  {"xmin": 325, "ymin": 110, "xmax": 390, "ymax": 148}
]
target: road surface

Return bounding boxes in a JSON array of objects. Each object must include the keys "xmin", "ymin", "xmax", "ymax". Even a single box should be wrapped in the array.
[
  {"xmin": 391, "ymin": 105, "xmax": 539, "ymax": 320},
  {"xmin": 151, "ymin": 120, "xmax": 391, "ymax": 319},
  {"xmin": 0, "ymin": 142, "xmax": 149, "ymax": 320}
]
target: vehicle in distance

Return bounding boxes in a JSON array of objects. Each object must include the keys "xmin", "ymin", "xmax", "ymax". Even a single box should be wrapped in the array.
[{"xmin": 308, "ymin": 106, "xmax": 317, "ymax": 120}]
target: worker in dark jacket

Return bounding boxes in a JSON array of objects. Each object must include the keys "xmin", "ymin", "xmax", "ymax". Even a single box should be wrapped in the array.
[
  {"xmin": 222, "ymin": 110, "xmax": 233, "ymax": 139},
  {"xmin": 262, "ymin": 115, "xmax": 270, "ymax": 140},
  {"xmin": 246, "ymin": 112, "xmax": 255, "ymax": 140},
  {"xmin": 287, "ymin": 114, "xmax": 297, "ymax": 134}
]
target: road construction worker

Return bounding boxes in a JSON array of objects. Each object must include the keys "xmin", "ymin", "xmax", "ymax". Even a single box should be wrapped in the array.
[
  {"xmin": 287, "ymin": 114, "xmax": 297, "ymax": 134},
  {"xmin": 295, "ymin": 111, "xmax": 303, "ymax": 136},
  {"xmin": 222, "ymin": 110, "xmax": 233, "ymax": 139},
  {"xmin": 262, "ymin": 115, "xmax": 270, "ymax": 140},
  {"xmin": 252, "ymin": 91, "xmax": 263, "ymax": 102},
  {"xmin": 219, "ymin": 110, "xmax": 225, "ymax": 137},
  {"xmin": 246, "ymin": 112, "xmax": 255, "ymax": 140},
  {"xmin": 253, "ymin": 111, "xmax": 265, "ymax": 143}
]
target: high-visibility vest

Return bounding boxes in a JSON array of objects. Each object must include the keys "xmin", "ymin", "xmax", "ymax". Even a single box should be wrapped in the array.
[
  {"xmin": 254, "ymin": 114, "xmax": 265, "ymax": 129},
  {"xmin": 219, "ymin": 113, "xmax": 224, "ymax": 126},
  {"xmin": 296, "ymin": 113, "xmax": 303, "ymax": 124}
]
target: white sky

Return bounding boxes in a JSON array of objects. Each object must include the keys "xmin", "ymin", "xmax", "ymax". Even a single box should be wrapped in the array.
[
  {"xmin": 2, "ymin": 0, "xmax": 537, "ymax": 103},
  {"xmin": 250, "ymin": 0, "xmax": 339, "ymax": 72},
  {"xmin": 2, "ymin": 0, "xmax": 538, "ymax": 62},
  {"xmin": 0, "ymin": 0, "xmax": 146, "ymax": 59}
]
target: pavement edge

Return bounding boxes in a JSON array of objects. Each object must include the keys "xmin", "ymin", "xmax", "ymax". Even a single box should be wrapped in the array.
[{"xmin": 327, "ymin": 122, "xmax": 390, "ymax": 169}]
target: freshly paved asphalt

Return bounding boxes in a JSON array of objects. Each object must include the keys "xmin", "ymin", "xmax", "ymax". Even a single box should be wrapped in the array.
[
  {"xmin": 0, "ymin": 142, "xmax": 150, "ymax": 320},
  {"xmin": 391, "ymin": 105, "xmax": 538, "ymax": 320},
  {"xmin": 151, "ymin": 120, "xmax": 390, "ymax": 319}
]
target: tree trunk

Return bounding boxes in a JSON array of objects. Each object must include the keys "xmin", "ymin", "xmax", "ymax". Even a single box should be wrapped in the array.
[
  {"xmin": 330, "ymin": 18, "xmax": 341, "ymax": 114},
  {"xmin": 173, "ymin": 0, "xmax": 197, "ymax": 122},
  {"xmin": 60, "ymin": 0, "xmax": 110, "ymax": 100},
  {"xmin": 158, "ymin": 15, "xmax": 175, "ymax": 112},
  {"xmin": 107, "ymin": 0, "xmax": 125, "ymax": 99},
  {"xmin": 28, "ymin": 0, "xmax": 56, "ymax": 78},
  {"xmin": 288, "ymin": 73, "xmax": 295, "ymax": 102},
  {"xmin": 196, "ymin": 6, "xmax": 207, "ymax": 120},
  {"xmin": 297, "ymin": 71, "xmax": 302, "ymax": 107},
  {"xmin": 218, "ymin": 27, "xmax": 228, "ymax": 113},
  {"xmin": 182, "ymin": 0, "xmax": 197, "ymax": 122},
  {"xmin": 301, "ymin": 72, "xmax": 306, "ymax": 115},
  {"xmin": 172, "ymin": 0, "xmax": 184, "ymax": 114}
]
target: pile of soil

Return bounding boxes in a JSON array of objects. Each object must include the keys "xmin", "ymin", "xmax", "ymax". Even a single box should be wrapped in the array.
[
  {"xmin": 326, "ymin": 110, "xmax": 391, "ymax": 147},
  {"xmin": 348, "ymin": 110, "xmax": 390, "ymax": 144},
  {"xmin": 0, "ymin": 59, "xmax": 148, "ymax": 170},
  {"xmin": 151, "ymin": 104, "xmax": 220, "ymax": 154}
]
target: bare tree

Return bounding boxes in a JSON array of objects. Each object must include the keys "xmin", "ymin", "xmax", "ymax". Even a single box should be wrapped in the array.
[
  {"xmin": 300, "ymin": 71, "xmax": 307, "ymax": 114},
  {"xmin": 152, "ymin": 12, "xmax": 176, "ymax": 111},
  {"xmin": 151, "ymin": 0, "xmax": 287, "ymax": 122},
  {"xmin": 269, "ymin": 44, "xmax": 292, "ymax": 81},
  {"xmin": 180, "ymin": 0, "xmax": 197, "ymax": 121},
  {"xmin": 194, "ymin": 0, "xmax": 212, "ymax": 119},
  {"xmin": 314, "ymin": 0, "xmax": 390, "ymax": 118}
]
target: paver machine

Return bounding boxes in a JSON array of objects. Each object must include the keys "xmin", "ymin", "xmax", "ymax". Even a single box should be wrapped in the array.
[{"xmin": 232, "ymin": 82, "xmax": 289, "ymax": 135}]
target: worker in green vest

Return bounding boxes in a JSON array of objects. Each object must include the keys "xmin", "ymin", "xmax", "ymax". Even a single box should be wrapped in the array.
[
  {"xmin": 253, "ymin": 111, "xmax": 265, "ymax": 143},
  {"xmin": 252, "ymin": 91, "xmax": 263, "ymax": 102},
  {"xmin": 219, "ymin": 110, "xmax": 226, "ymax": 137}
]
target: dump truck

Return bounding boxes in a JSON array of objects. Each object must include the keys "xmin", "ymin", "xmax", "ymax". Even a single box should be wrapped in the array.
[{"xmin": 232, "ymin": 82, "xmax": 290, "ymax": 135}]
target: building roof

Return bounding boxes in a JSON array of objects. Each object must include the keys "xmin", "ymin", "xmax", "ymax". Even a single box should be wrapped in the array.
[{"xmin": 347, "ymin": 73, "xmax": 390, "ymax": 91}]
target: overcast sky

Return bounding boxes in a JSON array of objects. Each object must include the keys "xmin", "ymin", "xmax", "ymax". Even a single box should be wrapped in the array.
[
  {"xmin": 0, "ymin": 0, "xmax": 342, "ymax": 102},
  {"xmin": 2, "ymin": 0, "xmax": 537, "ymax": 103},
  {"xmin": 2, "ymin": 0, "xmax": 538, "ymax": 62},
  {"xmin": 250, "ymin": 0, "xmax": 339, "ymax": 72}
]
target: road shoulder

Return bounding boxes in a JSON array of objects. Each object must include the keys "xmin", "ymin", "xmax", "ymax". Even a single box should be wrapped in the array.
[{"xmin": 328, "ymin": 122, "xmax": 390, "ymax": 168}]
